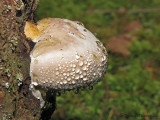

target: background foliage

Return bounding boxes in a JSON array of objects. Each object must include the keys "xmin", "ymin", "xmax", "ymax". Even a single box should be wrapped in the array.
[{"xmin": 35, "ymin": 0, "xmax": 160, "ymax": 120}]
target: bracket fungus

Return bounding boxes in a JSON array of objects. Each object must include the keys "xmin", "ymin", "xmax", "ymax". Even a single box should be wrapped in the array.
[{"xmin": 24, "ymin": 18, "xmax": 108, "ymax": 107}]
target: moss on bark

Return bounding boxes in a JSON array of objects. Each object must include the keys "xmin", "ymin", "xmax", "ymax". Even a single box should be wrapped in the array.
[{"xmin": 0, "ymin": 0, "xmax": 41, "ymax": 119}]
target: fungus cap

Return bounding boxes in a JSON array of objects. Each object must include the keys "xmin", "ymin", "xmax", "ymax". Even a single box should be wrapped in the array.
[{"xmin": 25, "ymin": 18, "xmax": 108, "ymax": 107}]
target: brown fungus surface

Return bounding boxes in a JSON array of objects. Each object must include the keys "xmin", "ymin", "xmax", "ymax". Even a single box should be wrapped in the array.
[{"xmin": 25, "ymin": 18, "xmax": 108, "ymax": 107}]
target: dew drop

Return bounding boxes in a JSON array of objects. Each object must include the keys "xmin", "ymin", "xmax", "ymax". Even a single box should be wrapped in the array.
[
  {"xmin": 75, "ymin": 88, "xmax": 79, "ymax": 94},
  {"xmin": 88, "ymin": 62, "xmax": 91, "ymax": 66},
  {"xmin": 101, "ymin": 55, "xmax": 107, "ymax": 62},
  {"xmin": 67, "ymin": 77, "xmax": 71, "ymax": 81},
  {"xmin": 93, "ymin": 73, "xmax": 96, "ymax": 76},
  {"xmin": 83, "ymin": 77, "xmax": 88, "ymax": 81},
  {"xmin": 56, "ymin": 71, "xmax": 59, "ymax": 75},
  {"xmin": 72, "ymin": 64, "xmax": 76, "ymax": 67},
  {"xmin": 79, "ymin": 71, "xmax": 82, "ymax": 74},
  {"xmin": 63, "ymin": 80, "xmax": 67, "ymax": 84},
  {"xmin": 63, "ymin": 73, "xmax": 67, "ymax": 76},
  {"xmin": 80, "ymin": 74, "xmax": 83, "ymax": 78},
  {"xmin": 84, "ymin": 61, "xmax": 88, "ymax": 64},
  {"xmin": 89, "ymin": 86, "xmax": 93, "ymax": 90},
  {"xmin": 83, "ymin": 72, "xmax": 87, "ymax": 76},
  {"xmin": 37, "ymin": 96, "xmax": 40, "ymax": 100},
  {"xmin": 75, "ymin": 74, "xmax": 79, "ymax": 79},
  {"xmin": 78, "ymin": 61, "xmax": 83, "ymax": 66},
  {"xmin": 67, "ymin": 72, "xmax": 70, "ymax": 76},
  {"xmin": 76, "ymin": 54, "xmax": 80, "ymax": 59},
  {"xmin": 82, "ymin": 65, "xmax": 87, "ymax": 70},
  {"xmin": 75, "ymin": 68, "xmax": 80, "ymax": 73},
  {"xmin": 70, "ymin": 64, "xmax": 73, "ymax": 67},
  {"xmin": 30, "ymin": 85, "xmax": 34, "ymax": 89},
  {"xmin": 72, "ymin": 81, "xmax": 76, "ymax": 84},
  {"xmin": 32, "ymin": 82, "xmax": 38, "ymax": 86},
  {"xmin": 57, "ymin": 92, "xmax": 61, "ymax": 96},
  {"xmin": 70, "ymin": 72, "xmax": 74, "ymax": 75}
]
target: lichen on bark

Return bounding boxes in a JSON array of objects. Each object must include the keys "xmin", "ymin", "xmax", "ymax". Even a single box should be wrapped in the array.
[{"xmin": 0, "ymin": 0, "xmax": 41, "ymax": 119}]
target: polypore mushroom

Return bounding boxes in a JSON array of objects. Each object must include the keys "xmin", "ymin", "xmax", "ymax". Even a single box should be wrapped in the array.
[{"xmin": 24, "ymin": 18, "xmax": 108, "ymax": 107}]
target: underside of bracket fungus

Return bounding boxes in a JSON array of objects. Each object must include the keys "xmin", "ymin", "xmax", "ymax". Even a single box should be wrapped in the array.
[{"xmin": 24, "ymin": 18, "xmax": 108, "ymax": 107}]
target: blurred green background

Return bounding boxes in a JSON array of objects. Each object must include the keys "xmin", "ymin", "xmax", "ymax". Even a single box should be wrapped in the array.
[{"xmin": 35, "ymin": 0, "xmax": 160, "ymax": 120}]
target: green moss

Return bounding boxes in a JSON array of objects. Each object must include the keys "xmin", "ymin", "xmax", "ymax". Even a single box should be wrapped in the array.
[{"xmin": 35, "ymin": 0, "xmax": 160, "ymax": 119}]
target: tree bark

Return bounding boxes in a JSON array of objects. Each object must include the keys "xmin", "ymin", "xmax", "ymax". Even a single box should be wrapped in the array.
[{"xmin": 0, "ymin": 0, "xmax": 45, "ymax": 119}]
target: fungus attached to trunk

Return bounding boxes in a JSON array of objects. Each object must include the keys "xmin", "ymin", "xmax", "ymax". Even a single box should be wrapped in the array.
[{"xmin": 24, "ymin": 18, "xmax": 108, "ymax": 107}]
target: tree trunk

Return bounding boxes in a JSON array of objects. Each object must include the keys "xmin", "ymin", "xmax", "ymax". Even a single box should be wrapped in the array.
[{"xmin": 0, "ymin": 0, "xmax": 51, "ymax": 119}]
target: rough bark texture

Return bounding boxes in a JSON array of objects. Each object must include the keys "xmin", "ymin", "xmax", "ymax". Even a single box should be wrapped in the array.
[{"xmin": 0, "ymin": 0, "xmax": 48, "ymax": 119}]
